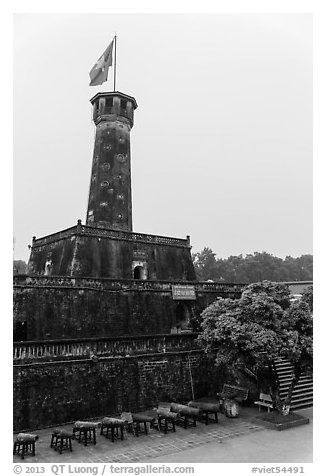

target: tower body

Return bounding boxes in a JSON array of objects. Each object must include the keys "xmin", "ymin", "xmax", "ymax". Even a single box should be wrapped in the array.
[{"xmin": 86, "ymin": 91, "xmax": 137, "ymax": 231}]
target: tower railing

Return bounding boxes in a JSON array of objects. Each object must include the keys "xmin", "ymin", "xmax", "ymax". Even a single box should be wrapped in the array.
[{"xmin": 30, "ymin": 224, "xmax": 191, "ymax": 248}]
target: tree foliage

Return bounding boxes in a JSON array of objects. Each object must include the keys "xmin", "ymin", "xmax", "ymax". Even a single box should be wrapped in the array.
[
  {"xmin": 192, "ymin": 249, "xmax": 313, "ymax": 283},
  {"xmin": 198, "ymin": 281, "xmax": 313, "ymax": 414},
  {"xmin": 13, "ymin": 260, "xmax": 27, "ymax": 275},
  {"xmin": 301, "ymin": 285, "xmax": 313, "ymax": 312}
]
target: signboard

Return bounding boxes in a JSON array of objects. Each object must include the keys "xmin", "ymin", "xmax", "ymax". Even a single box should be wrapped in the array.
[
  {"xmin": 133, "ymin": 249, "xmax": 147, "ymax": 260},
  {"xmin": 172, "ymin": 285, "xmax": 196, "ymax": 300}
]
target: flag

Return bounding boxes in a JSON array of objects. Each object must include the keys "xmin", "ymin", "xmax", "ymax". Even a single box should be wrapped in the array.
[{"xmin": 89, "ymin": 39, "xmax": 114, "ymax": 86}]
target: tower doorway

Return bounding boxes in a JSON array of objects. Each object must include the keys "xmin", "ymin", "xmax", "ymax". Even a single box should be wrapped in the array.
[
  {"xmin": 132, "ymin": 260, "xmax": 148, "ymax": 280},
  {"xmin": 133, "ymin": 265, "xmax": 144, "ymax": 280},
  {"xmin": 14, "ymin": 321, "xmax": 27, "ymax": 341},
  {"xmin": 171, "ymin": 302, "xmax": 191, "ymax": 333},
  {"xmin": 176, "ymin": 303, "xmax": 187, "ymax": 322}
]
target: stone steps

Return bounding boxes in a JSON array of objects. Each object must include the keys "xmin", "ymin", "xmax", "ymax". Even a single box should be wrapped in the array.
[
  {"xmin": 279, "ymin": 379, "xmax": 312, "ymax": 391},
  {"xmin": 274, "ymin": 359, "xmax": 313, "ymax": 410}
]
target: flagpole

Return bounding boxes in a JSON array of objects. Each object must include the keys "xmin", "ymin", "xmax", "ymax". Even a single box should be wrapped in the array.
[{"xmin": 114, "ymin": 34, "xmax": 117, "ymax": 91}]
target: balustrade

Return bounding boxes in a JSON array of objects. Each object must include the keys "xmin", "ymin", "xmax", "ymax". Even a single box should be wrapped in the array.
[
  {"xmin": 14, "ymin": 275, "xmax": 244, "ymax": 294},
  {"xmin": 13, "ymin": 333, "xmax": 199, "ymax": 362},
  {"xmin": 31, "ymin": 224, "xmax": 190, "ymax": 249},
  {"xmin": 31, "ymin": 226, "xmax": 78, "ymax": 247},
  {"xmin": 81, "ymin": 225, "xmax": 189, "ymax": 247}
]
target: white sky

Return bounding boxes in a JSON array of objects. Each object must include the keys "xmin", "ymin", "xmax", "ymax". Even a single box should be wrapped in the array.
[{"xmin": 13, "ymin": 13, "xmax": 312, "ymax": 262}]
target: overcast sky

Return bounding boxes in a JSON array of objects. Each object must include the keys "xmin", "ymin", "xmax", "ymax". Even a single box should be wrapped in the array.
[{"xmin": 13, "ymin": 13, "xmax": 312, "ymax": 262}]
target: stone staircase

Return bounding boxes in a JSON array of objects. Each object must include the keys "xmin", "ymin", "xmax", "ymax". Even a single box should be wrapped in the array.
[{"xmin": 274, "ymin": 358, "xmax": 313, "ymax": 410}]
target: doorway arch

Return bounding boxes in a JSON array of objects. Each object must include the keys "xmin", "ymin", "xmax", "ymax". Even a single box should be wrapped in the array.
[
  {"xmin": 132, "ymin": 260, "xmax": 148, "ymax": 280},
  {"xmin": 173, "ymin": 302, "xmax": 191, "ymax": 332},
  {"xmin": 133, "ymin": 265, "xmax": 145, "ymax": 280}
]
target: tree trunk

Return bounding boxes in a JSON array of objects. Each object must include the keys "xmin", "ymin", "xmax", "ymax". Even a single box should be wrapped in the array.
[
  {"xmin": 267, "ymin": 363, "xmax": 283, "ymax": 412},
  {"xmin": 282, "ymin": 363, "xmax": 302, "ymax": 415}
]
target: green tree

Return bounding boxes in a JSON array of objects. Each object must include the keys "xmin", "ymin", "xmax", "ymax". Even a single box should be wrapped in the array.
[{"xmin": 198, "ymin": 281, "xmax": 313, "ymax": 414}]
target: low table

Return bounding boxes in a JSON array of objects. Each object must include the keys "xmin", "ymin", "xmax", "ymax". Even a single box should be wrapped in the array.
[
  {"xmin": 50, "ymin": 429, "xmax": 73, "ymax": 454},
  {"xmin": 170, "ymin": 403, "xmax": 202, "ymax": 429},
  {"xmin": 188, "ymin": 401, "xmax": 219, "ymax": 425},
  {"xmin": 73, "ymin": 421, "xmax": 97, "ymax": 446},
  {"xmin": 100, "ymin": 417, "xmax": 125, "ymax": 442},
  {"xmin": 132, "ymin": 412, "xmax": 156, "ymax": 436},
  {"xmin": 13, "ymin": 433, "xmax": 38, "ymax": 460},
  {"xmin": 156, "ymin": 409, "xmax": 178, "ymax": 433}
]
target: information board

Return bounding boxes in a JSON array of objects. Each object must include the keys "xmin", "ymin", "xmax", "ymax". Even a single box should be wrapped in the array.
[{"xmin": 172, "ymin": 285, "xmax": 196, "ymax": 300}]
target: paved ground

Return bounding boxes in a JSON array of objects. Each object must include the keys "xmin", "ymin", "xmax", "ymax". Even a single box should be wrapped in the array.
[
  {"xmin": 13, "ymin": 407, "xmax": 312, "ymax": 464},
  {"xmin": 148, "ymin": 408, "xmax": 313, "ymax": 463}
]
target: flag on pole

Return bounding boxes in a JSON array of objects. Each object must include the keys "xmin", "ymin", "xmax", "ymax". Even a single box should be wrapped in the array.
[{"xmin": 89, "ymin": 39, "xmax": 114, "ymax": 86}]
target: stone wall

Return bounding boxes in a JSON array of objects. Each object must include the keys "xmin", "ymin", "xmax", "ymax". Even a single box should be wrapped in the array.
[
  {"xmin": 27, "ymin": 224, "xmax": 196, "ymax": 281},
  {"xmin": 13, "ymin": 278, "xmax": 243, "ymax": 340},
  {"xmin": 13, "ymin": 349, "xmax": 226, "ymax": 432},
  {"xmin": 14, "ymin": 287, "xmax": 188, "ymax": 339}
]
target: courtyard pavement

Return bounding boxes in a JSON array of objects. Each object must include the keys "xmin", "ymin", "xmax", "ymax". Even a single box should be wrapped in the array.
[{"xmin": 13, "ymin": 406, "xmax": 313, "ymax": 464}]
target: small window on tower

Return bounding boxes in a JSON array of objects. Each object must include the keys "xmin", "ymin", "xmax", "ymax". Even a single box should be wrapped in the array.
[
  {"xmin": 105, "ymin": 97, "xmax": 113, "ymax": 113},
  {"xmin": 94, "ymin": 100, "xmax": 100, "ymax": 117},
  {"xmin": 121, "ymin": 99, "xmax": 127, "ymax": 111}
]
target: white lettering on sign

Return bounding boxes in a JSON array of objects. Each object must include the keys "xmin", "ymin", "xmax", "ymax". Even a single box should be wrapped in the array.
[{"xmin": 172, "ymin": 285, "xmax": 196, "ymax": 300}]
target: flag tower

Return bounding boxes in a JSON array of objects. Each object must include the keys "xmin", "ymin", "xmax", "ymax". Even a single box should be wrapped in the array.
[
  {"xmin": 87, "ymin": 36, "xmax": 137, "ymax": 231},
  {"xmin": 86, "ymin": 91, "xmax": 137, "ymax": 231},
  {"xmin": 27, "ymin": 36, "xmax": 195, "ymax": 284}
]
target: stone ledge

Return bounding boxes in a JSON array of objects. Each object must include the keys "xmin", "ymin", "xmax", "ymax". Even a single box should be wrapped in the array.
[{"xmin": 254, "ymin": 411, "xmax": 310, "ymax": 431}]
